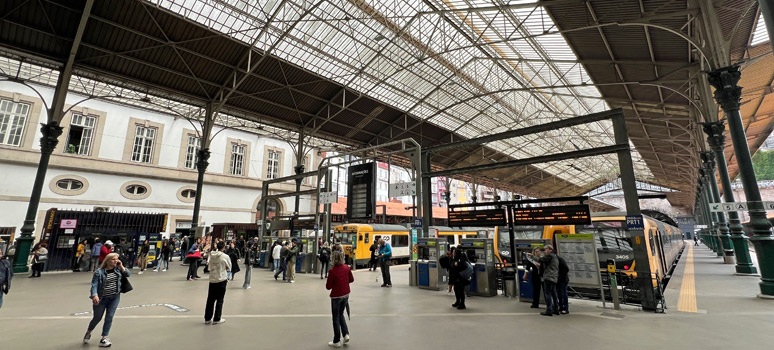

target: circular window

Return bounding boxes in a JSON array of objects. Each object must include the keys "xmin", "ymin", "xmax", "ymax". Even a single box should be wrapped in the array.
[
  {"xmin": 126, "ymin": 184, "xmax": 147, "ymax": 195},
  {"xmin": 56, "ymin": 179, "xmax": 83, "ymax": 190},
  {"xmin": 120, "ymin": 180, "xmax": 151, "ymax": 200},
  {"xmin": 50, "ymin": 175, "xmax": 89, "ymax": 196},
  {"xmin": 177, "ymin": 186, "xmax": 197, "ymax": 203}
]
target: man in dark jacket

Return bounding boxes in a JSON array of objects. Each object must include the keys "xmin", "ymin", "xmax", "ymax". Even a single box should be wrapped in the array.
[
  {"xmin": 368, "ymin": 241, "xmax": 379, "ymax": 271},
  {"xmin": 536, "ymin": 245, "xmax": 560, "ymax": 316},
  {"xmin": 450, "ymin": 246, "xmax": 470, "ymax": 310},
  {"xmin": 557, "ymin": 253, "xmax": 570, "ymax": 314},
  {"xmin": 523, "ymin": 248, "xmax": 542, "ymax": 308},
  {"xmin": 273, "ymin": 242, "xmax": 290, "ymax": 281}
]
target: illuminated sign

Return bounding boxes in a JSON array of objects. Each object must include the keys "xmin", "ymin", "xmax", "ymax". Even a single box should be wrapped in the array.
[
  {"xmin": 511, "ymin": 205, "xmax": 591, "ymax": 225},
  {"xmin": 347, "ymin": 162, "xmax": 376, "ymax": 220},
  {"xmin": 448, "ymin": 209, "xmax": 507, "ymax": 227}
]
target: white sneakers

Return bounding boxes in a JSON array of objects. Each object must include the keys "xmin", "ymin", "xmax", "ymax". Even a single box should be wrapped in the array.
[
  {"xmin": 213, "ymin": 319, "xmax": 226, "ymax": 324},
  {"xmin": 162, "ymin": 269, "xmax": 167, "ymax": 271},
  {"xmin": 344, "ymin": 334, "xmax": 350, "ymax": 343},
  {"xmin": 328, "ymin": 341, "xmax": 342, "ymax": 348},
  {"xmin": 204, "ymin": 320, "xmax": 212, "ymax": 325},
  {"xmin": 99, "ymin": 338, "xmax": 112, "ymax": 347},
  {"xmin": 83, "ymin": 333, "xmax": 91, "ymax": 344}
]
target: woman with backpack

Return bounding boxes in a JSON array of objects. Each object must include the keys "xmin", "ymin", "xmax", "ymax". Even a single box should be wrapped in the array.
[
  {"xmin": 450, "ymin": 245, "xmax": 471, "ymax": 310},
  {"xmin": 318, "ymin": 242, "xmax": 331, "ymax": 279}
]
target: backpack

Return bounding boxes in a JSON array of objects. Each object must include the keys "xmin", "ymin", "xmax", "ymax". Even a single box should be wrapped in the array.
[
  {"xmin": 319, "ymin": 248, "xmax": 330, "ymax": 263},
  {"xmin": 459, "ymin": 261, "xmax": 474, "ymax": 280}
]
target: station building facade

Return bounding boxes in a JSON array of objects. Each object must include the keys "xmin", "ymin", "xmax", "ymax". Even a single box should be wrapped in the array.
[{"xmin": 0, "ymin": 81, "xmax": 321, "ymax": 247}]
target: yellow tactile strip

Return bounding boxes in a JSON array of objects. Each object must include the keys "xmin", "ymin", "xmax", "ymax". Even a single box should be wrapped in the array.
[{"xmin": 677, "ymin": 244, "xmax": 697, "ymax": 312}]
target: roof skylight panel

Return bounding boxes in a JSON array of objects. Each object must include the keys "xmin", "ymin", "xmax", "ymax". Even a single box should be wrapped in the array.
[{"xmin": 751, "ymin": 14, "xmax": 769, "ymax": 46}]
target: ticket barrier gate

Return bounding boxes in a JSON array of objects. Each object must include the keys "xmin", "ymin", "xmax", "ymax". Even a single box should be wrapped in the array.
[
  {"xmin": 459, "ymin": 238, "xmax": 497, "ymax": 297},
  {"xmin": 258, "ymin": 236, "xmax": 276, "ymax": 268},
  {"xmin": 415, "ymin": 238, "xmax": 447, "ymax": 290}
]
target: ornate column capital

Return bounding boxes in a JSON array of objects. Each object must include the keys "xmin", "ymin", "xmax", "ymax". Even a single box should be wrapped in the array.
[
  {"xmin": 294, "ymin": 164, "xmax": 305, "ymax": 175},
  {"xmin": 706, "ymin": 65, "xmax": 742, "ymax": 112},
  {"xmin": 39, "ymin": 121, "xmax": 63, "ymax": 154},
  {"xmin": 196, "ymin": 148, "xmax": 211, "ymax": 170},
  {"xmin": 702, "ymin": 120, "xmax": 726, "ymax": 152},
  {"xmin": 700, "ymin": 151, "xmax": 716, "ymax": 170}
]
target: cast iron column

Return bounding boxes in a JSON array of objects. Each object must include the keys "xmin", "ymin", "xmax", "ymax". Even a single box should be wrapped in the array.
[
  {"xmin": 190, "ymin": 149, "xmax": 211, "ymax": 234},
  {"xmin": 702, "ymin": 152, "xmax": 735, "ymax": 263},
  {"xmin": 708, "ymin": 65, "xmax": 774, "ymax": 297},
  {"xmin": 699, "ymin": 171, "xmax": 719, "ymax": 254},
  {"xmin": 704, "ymin": 121, "xmax": 757, "ymax": 273},
  {"xmin": 12, "ymin": 122, "xmax": 63, "ymax": 273}
]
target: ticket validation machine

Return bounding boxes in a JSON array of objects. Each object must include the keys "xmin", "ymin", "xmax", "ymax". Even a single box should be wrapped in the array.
[
  {"xmin": 416, "ymin": 238, "xmax": 447, "ymax": 290},
  {"xmin": 258, "ymin": 236, "xmax": 275, "ymax": 268},
  {"xmin": 460, "ymin": 238, "xmax": 497, "ymax": 297}
]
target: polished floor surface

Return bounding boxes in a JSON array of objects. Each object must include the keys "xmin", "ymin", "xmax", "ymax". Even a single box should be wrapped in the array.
[{"xmin": 1, "ymin": 243, "xmax": 771, "ymax": 349}]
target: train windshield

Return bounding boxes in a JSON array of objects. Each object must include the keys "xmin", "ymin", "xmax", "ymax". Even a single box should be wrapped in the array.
[
  {"xmin": 334, "ymin": 231, "xmax": 356, "ymax": 245},
  {"xmin": 575, "ymin": 221, "xmax": 633, "ymax": 252}
]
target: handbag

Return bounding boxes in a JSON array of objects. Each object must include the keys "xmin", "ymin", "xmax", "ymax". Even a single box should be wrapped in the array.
[
  {"xmin": 36, "ymin": 255, "xmax": 48, "ymax": 263},
  {"xmin": 120, "ymin": 272, "xmax": 133, "ymax": 293}
]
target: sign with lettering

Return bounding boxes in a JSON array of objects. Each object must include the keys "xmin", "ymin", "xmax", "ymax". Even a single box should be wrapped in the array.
[
  {"xmin": 511, "ymin": 205, "xmax": 591, "ymax": 225},
  {"xmin": 347, "ymin": 163, "xmax": 376, "ymax": 220},
  {"xmin": 448, "ymin": 209, "xmax": 507, "ymax": 227},
  {"xmin": 389, "ymin": 181, "xmax": 416, "ymax": 197},
  {"xmin": 60, "ymin": 219, "xmax": 78, "ymax": 229},
  {"xmin": 710, "ymin": 202, "xmax": 749, "ymax": 212},
  {"xmin": 625, "ymin": 215, "xmax": 644, "ymax": 230},
  {"xmin": 319, "ymin": 191, "xmax": 338, "ymax": 205}
]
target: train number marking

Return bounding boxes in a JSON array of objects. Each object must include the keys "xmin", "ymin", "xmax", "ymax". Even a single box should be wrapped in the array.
[{"xmin": 615, "ymin": 255, "xmax": 630, "ymax": 260}]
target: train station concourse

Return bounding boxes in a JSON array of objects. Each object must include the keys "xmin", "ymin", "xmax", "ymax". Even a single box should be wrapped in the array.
[{"xmin": 1, "ymin": 0, "xmax": 774, "ymax": 349}]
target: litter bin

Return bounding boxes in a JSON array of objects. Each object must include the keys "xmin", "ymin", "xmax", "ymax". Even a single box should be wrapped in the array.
[{"xmin": 502, "ymin": 267, "xmax": 517, "ymax": 298}]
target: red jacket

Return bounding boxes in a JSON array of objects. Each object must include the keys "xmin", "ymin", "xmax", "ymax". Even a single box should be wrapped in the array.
[
  {"xmin": 326, "ymin": 264, "xmax": 354, "ymax": 298},
  {"xmin": 99, "ymin": 245, "xmax": 111, "ymax": 263}
]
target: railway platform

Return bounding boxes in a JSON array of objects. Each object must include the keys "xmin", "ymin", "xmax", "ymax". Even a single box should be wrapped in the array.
[{"xmin": 0, "ymin": 245, "xmax": 771, "ymax": 350}]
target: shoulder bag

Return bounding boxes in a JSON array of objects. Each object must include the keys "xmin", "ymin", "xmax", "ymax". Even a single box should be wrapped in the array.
[{"xmin": 120, "ymin": 271, "xmax": 133, "ymax": 293}]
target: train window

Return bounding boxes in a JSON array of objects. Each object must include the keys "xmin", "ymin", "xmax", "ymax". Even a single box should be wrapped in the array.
[
  {"xmin": 359, "ymin": 234, "xmax": 363, "ymax": 242},
  {"xmin": 649, "ymin": 231, "xmax": 656, "ymax": 255},
  {"xmin": 392, "ymin": 235, "xmax": 408, "ymax": 247},
  {"xmin": 365, "ymin": 233, "xmax": 370, "ymax": 244}
]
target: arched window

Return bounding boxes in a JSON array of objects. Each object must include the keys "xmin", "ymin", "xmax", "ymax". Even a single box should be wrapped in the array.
[
  {"xmin": 126, "ymin": 184, "xmax": 147, "ymax": 195},
  {"xmin": 181, "ymin": 189, "xmax": 196, "ymax": 198},
  {"xmin": 256, "ymin": 198, "xmax": 280, "ymax": 219},
  {"xmin": 56, "ymin": 179, "xmax": 83, "ymax": 190},
  {"xmin": 120, "ymin": 180, "xmax": 152, "ymax": 200}
]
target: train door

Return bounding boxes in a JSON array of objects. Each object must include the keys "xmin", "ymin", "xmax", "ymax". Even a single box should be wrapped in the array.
[{"xmin": 654, "ymin": 230, "xmax": 668, "ymax": 277}]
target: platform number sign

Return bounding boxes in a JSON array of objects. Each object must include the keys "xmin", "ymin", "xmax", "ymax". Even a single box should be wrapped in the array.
[{"xmin": 625, "ymin": 215, "xmax": 644, "ymax": 230}]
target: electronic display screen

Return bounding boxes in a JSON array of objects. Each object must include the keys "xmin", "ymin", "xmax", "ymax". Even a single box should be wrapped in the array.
[
  {"xmin": 511, "ymin": 205, "xmax": 591, "ymax": 225},
  {"xmin": 448, "ymin": 209, "xmax": 508, "ymax": 227}
]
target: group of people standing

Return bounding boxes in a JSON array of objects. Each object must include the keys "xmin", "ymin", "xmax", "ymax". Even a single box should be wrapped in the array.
[
  {"xmin": 271, "ymin": 239, "xmax": 299, "ymax": 283},
  {"xmin": 524, "ymin": 244, "xmax": 570, "ymax": 316}
]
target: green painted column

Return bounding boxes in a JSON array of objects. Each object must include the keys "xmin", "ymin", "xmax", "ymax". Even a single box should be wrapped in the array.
[
  {"xmin": 708, "ymin": 65, "xmax": 774, "ymax": 297},
  {"xmin": 702, "ymin": 152, "xmax": 735, "ymax": 263},
  {"xmin": 703, "ymin": 121, "xmax": 757, "ymax": 274},
  {"xmin": 699, "ymin": 171, "xmax": 720, "ymax": 255},
  {"xmin": 12, "ymin": 122, "xmax": 63, "ymax": 273}
]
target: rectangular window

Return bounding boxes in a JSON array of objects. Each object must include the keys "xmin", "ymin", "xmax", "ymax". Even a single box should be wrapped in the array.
[
  {"xmin": 65, "ymin": 113, "xmax": 96, "ymax": 155},
  {"xmin": 0, "ymin": 99, "xmax": 30, "ymax": 147},
  {"xmin": 230, "ymin": 143, "xmax": 246, "ymax": 175},
  {"xmin": 267, "ymin": 150, "xmax": 280, "ymax": 179},
  {"xmin": 131, "ymin": 125, "xmax": 156, "ymax": 163},
  {"xmin": 184, "ymin": 135, "xmax": 201, "ymax": 169}
]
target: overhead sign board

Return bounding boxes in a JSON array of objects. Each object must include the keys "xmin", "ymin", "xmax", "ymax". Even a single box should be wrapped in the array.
[
  {"xmin": 625, "ymin": 215, "xmax": 644, "ymax": 230},
  {"xmin": 511, "ymin": 205, "xmax": 591, "ymax": 226},
  {"xmin": 448, "ymin": 208, "xmax": 507, "ymax": 227},
  {"xmin": 347, "ymin": 162, "xmax": 377, "ymax": 220},
  {"xmin": 710, "ymin": 202, "xmax": 749, "ymax": 212},
  {"xmin": 319, "ymin": 191, "xmax": 338, "ymax": 205},
  {"xmin": 60, "ymin": 219, "xmax": 78, "ymax": 229},
  {"xmin": 412, "ymin": 218, "xmax": 423, "ymax": 228},
  {"xmin": 389, "ymin": 181, "xmax": 416, "ymax": 197}
]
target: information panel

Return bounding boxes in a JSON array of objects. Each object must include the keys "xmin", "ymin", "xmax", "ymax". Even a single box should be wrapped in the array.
[
  {"xmin": 554, "ymin": 233, "xmax": 602, "ymax": 288},
  {"xmin": 346, "ymin": 162, "xmax": 376, "ymax": 220},
  {"xmin": 511, "ymin": 205, "xmax": 591, "ymax": 225},
  {"xmin": 448, "ymin": 209, "xmax": 507, "ymax": 227}
]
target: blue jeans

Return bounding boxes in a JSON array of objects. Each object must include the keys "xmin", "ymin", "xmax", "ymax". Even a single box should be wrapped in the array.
[
  {"xmin": 0, "ymin": 292, "xmax": 4, "ymax": 308},
  {"xmin": 272, "ymin": 259, "xmax": 279, "ymax": 272},
  {"xmin": 331, "ymin": 297, "xmax": 349, "ymax": 343},
  {"xmin": 88, "ymin": 294, "xmax": 120, "ymax": 337},
  {"xmin": 274, "ymin": 259, "xmax": 287, "ymax": 280},
  {"xmin": 557, "ymin": 280, "xmax": 569, "ymax": 311},
  {"xmin": 543, "ymin": 280, "xmax": 558, "ymax": 313}
]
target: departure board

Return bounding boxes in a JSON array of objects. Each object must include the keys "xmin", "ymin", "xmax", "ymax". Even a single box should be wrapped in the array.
[
  {"xmin": 346, "ymin": 162, "xmax": 376, "ymax": 220},
  {"xmin": 448, "ymin": 209, "xmax": 507, "ymax": 227},
  {"xmin": 511, "ymin": 205, "xmax": 591, "ymax": 225}
]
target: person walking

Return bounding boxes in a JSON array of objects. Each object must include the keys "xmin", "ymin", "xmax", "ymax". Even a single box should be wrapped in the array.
[
  {"xmin": 273, "ymin": 242, "xmax": 290, "ymax": 281},
  {"xmin": 523, "ymin": 247, "xmax": 542, "ymax": 309},
  {"xmin": 137, "ymin": 240, "xmax": 150, "ymax": 275},
  {"xmin": 377, "ymin": 239, "xmax": 392, "ymax": 287},
  {"xmin": 270, "ymin": 241, "xmax": 281, "ymax": 272},
  {"xmin": 154, "ymin": 239, "xmax": 171, "ymax": 272},
  {"xmin": 368, "ymin": 241, "xmax": 379, "ymax": 272},
  {"xmin": 29, "ymin": 242, "xmax": 48, "ymax": 278},
  {"xmin": 99, "ymin": 241, "xmax": 113, "ymax": 267},
  {"xmin": 286, "ymin": 239, "xmax": 299, "ymax": 283},
  {"xmin": 204, "ymin": 241, "xmax": 231, "ymax": 325},
  {"xmin": 186, "ymin": 238, "xmax": 202, "ymax": 281},
  {"xmin": 226, "ymin": 242, "xmax": 241, "ymax": 281},
  {"xmin": 0, "ymin": 249, "xmax": 13, "ymax": 308},
  {"xmin": 90, "ymin": 238, "xmax": 102, "ymax": 272},
  {"xmin": 83, "ymin": 252, "xmax": 130, "ymax": 347},
  {"xmin": 242, "ymin": 239, "xmax": 256, "ymax": 289},
  {"xmin": 556, "ymin": 252, "xmax": 570, "ymax": 314},
  {"xmin": 319, "ymin": 242, "xmax": 331, "ymax": 279},
  {"xmin": 180, "ymin": 236, "xmax": 189, "ymax": 262},
  {"xmin": 73, "ymin": 239, "xmax": 86, "ymax": 272},
  {"xmin": 325, "ymin": 251, "xmax": 353, "ymax": 348},
  {"xmin": 694, "ymin": 235, "xmax": 699, "ymax": 246},
  {"xmin": 450, "ymin": 246, "xmax": 471, "ymax": 309}
]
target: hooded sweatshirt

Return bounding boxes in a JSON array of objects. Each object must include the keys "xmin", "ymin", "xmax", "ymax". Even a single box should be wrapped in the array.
[{"xmin": 207, "ymin": 250, "xmax": 232, "ymax": 283}]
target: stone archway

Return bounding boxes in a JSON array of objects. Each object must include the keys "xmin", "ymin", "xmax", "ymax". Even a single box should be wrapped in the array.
[{"xmin": 253, "ymin": 197, "xmax": 283, "ymax": 221}]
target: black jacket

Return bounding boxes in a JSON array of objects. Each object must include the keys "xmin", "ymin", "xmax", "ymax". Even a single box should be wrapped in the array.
[
  {"xmin": 449, "ymin": 253, "xmax": 470, "ymax": 286},
  {"xmin": 557, "ymin": 255, "xmax": 570, "ymax": 283}
]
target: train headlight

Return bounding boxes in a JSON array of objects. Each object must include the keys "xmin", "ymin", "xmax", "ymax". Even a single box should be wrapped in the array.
[{"xmin": 624, "ymin": 265, "xmax": 629, "ymax": 270}]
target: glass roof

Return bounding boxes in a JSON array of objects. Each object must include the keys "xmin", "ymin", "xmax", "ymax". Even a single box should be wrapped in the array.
[
  {"xmin": 151, "ymin": 0, "xmax": 654, "ymax": 189},
  {"xmin": 751, "ymin": 14, "xmax": 770, "ymax": 47}
]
